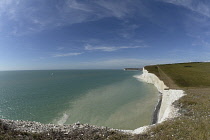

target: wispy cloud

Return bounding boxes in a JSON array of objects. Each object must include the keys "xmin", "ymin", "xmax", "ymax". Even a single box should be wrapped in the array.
[
  {"xmin": 160, "ymin": 0, "xmax": 210, "ymax": 51},
  {"xmin": 57, "ymin": 47, "xmax": 65, "ymax": 50},
  {"xmin": 66, "ymin": 0, "xmax": 92, "ymax": 12},
  {"xmin": 53, "ymin": 52, "xmax": 82, "ymax": 57},
  {"xmin": 84, "ymin": 44, "xmax": 146, "ymax": 52},
  {"xmin": 0, "ymin": 0, "xmax": 144, "ymax": 35},
  {"xmin": 94, "ymin": 0, "xmax": 131, "ymax": 18},
  {"xmin": 192, "ymin": 39, "xmax": 210, "ymax": 48},
  {"xmin": 64, "ymin": 58, "xmax": 179, "ymax": 69},
  {"xmin": 160, "ymin": 0, "xmax": 210, "ymax": 18},
  {"xmin": 118, "ymin": 24, "xmax": 140, "ymax": 38}
]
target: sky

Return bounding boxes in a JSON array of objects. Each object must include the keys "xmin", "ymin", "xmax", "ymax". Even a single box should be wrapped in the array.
[{"xmin": 1, "ymin": 0, "xmax": 210, "ymax": 70}]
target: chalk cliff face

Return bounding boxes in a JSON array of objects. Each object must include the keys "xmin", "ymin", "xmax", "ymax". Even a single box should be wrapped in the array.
[
  {"xmin": 158, "ymin": 89, "xmax": 184, "ymax": 122},
  {"xmin": 124, "ymin": 68, "xmax": 185, "ymax": 134},
  {"xmin": 138, "ymin": 68, "xmax": 185, "ymax": 123},
  {"xmin": 140, "ymin": 68, "xmax": 168, "ymax": 91}
]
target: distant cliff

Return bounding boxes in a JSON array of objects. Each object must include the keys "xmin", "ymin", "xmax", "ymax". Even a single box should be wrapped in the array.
[{"xmin": 124, "ymin": 68, "xmax": 143, "ymax": 71}]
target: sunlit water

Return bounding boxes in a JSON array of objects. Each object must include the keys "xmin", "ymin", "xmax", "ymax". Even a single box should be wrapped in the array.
[{"xmin": 0, "ymin": 70, "xmax": 158, "ymax": 130}]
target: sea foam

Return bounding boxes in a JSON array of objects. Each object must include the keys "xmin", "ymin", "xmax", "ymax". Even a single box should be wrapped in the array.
[{"xmin": 56, "ymin": 113, "xmax": 69, "ymax": 125}]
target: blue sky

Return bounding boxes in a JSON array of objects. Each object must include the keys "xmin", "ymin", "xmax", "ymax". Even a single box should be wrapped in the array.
[{"xmin": 1, "ymin": 0, "xmax": 210, "ymax": 70}]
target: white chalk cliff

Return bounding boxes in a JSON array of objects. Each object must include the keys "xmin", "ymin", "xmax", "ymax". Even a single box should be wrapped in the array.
[{"xmin": 127, "ymin": 67, "xmax": 185, "ymax": 134}]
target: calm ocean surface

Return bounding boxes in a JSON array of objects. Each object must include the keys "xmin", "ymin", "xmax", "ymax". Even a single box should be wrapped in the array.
[{"xmin": 0, "ymin": 70, "xmax": 158, "ymax": 130}]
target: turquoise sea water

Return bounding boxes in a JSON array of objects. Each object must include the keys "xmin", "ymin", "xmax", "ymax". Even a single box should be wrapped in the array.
[{"xmin": 0, "ymin": 70, "xmax": 158, "ymax": 130}]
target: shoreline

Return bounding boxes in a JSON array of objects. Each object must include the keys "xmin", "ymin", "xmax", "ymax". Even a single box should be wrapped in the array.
[
  {"xmin": 139, "ymin": 68, "xmax": 185, "ymax": 123},
  {"xmin": 127, "ymin": 67, "xmax": 185, "ymax": 134},
  {"xmin": 0, "ymin": 67, "xmax": 185, "ymax": 135},
  {"xmin": 151, "ymin": 92, "xmax": 162, "ymax": 124}
]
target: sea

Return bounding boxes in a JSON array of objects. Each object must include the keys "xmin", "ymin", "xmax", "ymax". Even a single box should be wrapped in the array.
[{"xmin": 0, "ymin": 70, "xmax": 158, "ymax": 130}]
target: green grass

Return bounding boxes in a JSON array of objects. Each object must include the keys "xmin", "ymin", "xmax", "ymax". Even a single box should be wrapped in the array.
[
  {"xmin": 148, "ymin": 62, "xmax": 210, "ymax": 88},
  {"xmin": 141, "ymin": 62, "xmax": 210, "ymax": 140},
  {"xmin": 144, "ymin": 65, "xmax": 160, "ymax": 78},
  {"xmin": 144, "ymin": 89, "xmax": 210, "ymax": 140}
]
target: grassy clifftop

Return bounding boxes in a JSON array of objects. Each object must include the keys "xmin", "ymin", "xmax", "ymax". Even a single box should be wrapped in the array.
[
  {"xmin": 145, "ymin": 62, "xmax": 210, "ymax": 88},
  {"xmin": 142, "ymin": 62, "xmax": 210, "ymax": 140}
]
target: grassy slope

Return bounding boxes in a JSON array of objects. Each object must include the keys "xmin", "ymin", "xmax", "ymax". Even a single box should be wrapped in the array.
[
  {"xmin": 141, "ymin": 62, "xmax": 210, "ymax": 140},
  {"xmin": 146, "ymin": 62, "xmax": 210, "ymax": 88}
]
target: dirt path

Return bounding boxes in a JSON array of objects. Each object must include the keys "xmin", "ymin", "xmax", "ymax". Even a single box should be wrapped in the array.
[{"xmin": 157, "ymin": 66, "xmax": 180, "ymax": 89}]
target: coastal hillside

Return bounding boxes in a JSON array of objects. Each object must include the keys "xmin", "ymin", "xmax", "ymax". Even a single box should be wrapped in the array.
[
  {"xmin": 145, "ymin": 62, "xmax": 210, "ymax": 88},
  {"xmin": 140, "ymin": 62, "xmax": 210, "ymax": 139},
  {"xmin": 1, "ymin": 62, "xmax": 209, "ymax": 140},
  {"xmin": 2, "ymin": 0, "xmax": 210, "ymax": 139}
]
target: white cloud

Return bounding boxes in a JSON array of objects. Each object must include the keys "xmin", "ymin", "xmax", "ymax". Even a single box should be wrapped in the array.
[
  {"xmin": 192, "ymin": 39, "xmax": 210, "ymax": 48},
  {"xmin": 0, "ymin": 0, "xmax": 141, "ymax": 35},
  {"xmin": 57, "ymin": 47, "xmax": 65, "ymax": 50},
  {"xmin": 53, "ymin": 52, "xmax": 82, "ymax": 57},
  {"xmin": 0, "ymin": 0, "xmax": 19, "ymax": 20},
  {"xmin": 119, "ymin": 24, "xmax": 140, "ymax": 38},
  {"xmin": 84, "ymin": 45, "xmax": 146, "ymax": 52},
  {"xmin": 67, "ymin": 0, "xmax": 92, "ymax": 12},
  {"xmin": 160, "ymin": 0, "xmax": 210, "ymax": 18},
  {"xmin": 0, "ymin": 57, "xmax": 180, "ymax": 70},
  {"xmin": 63, "ymin": 58, "xmax": 178, "ymax": 69},
  {"xmin": 94, "ymin": 0, "xmax": 131, "ymax": 18}
]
